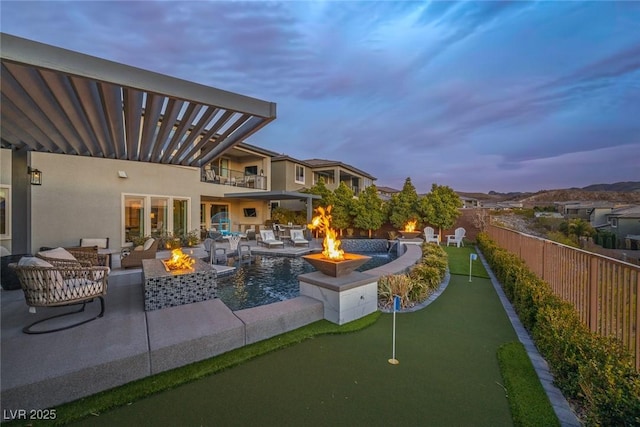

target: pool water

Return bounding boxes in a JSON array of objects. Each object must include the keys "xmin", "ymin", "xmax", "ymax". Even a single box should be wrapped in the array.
[{"xmin": 216, "ymin": 253, "xmax": 396, "ymax": 311}]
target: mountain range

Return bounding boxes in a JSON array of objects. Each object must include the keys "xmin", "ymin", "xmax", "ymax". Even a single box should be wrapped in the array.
[{"xmin": 458, "ymin": 181, "xmax": 640, "ymax": 204}]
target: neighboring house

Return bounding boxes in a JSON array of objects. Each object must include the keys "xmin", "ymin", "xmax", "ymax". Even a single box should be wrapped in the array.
[
  {"xmin": 1, "ymin": 34, "xmax": 283, "ymax": 255},
  {"xmin": 556, "ymin": 201, "xmax": 615, "ymax": 221},
  {"xmin": 596, "ymin": 205, "xmax": 640, "ymax": 244},
  {"xmin": 482, "ymin": 201, "xmax": 524, "ymax": 210},
  {"xmin": 589, "ymin": 205, "xmax": 616, "ymax": 228},
  {"xmin": 270, "ymin": 155, "xmax": 376, "ymax": 211},
  {"xmin": 376, "ymin": 186, "xmax": 400, "ymax": 201},
  {"xmin": 458, "ymin": 195, "xmax": 480, "ymax": 209}
]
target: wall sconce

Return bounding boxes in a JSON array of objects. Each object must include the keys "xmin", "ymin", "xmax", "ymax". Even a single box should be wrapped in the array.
[
  {"xmin": 118, "ymin": 170, "xmax": 128, "ymax": 178},
  {"xmin": 28, "ymin": 167, "xmax": 42, "ymax": 185}
]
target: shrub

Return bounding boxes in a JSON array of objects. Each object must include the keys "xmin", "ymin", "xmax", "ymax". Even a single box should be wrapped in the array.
[
  {"xmin": 378, "ymin": 242, "xmax": 448, "ymax": 309},
  {"xmin": 477, "ymin": 232, "xmax": 640, "ymax": 426},
  {"xmin": 377, "ymin": 274, "xmax": 412, "ymax": 309},
  {"xmin": 409, "ymin": 264, "xmax": 441, "ymax": 291}
]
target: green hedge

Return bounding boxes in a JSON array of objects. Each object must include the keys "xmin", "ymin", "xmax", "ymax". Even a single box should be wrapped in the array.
[{"xmin": 477, "ymin": 232, "xmax": 640, "ymax": 426}]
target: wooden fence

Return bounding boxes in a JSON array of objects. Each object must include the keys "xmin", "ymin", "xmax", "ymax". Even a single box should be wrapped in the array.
[{"xmin": 487, "ymin": 225, "xmax": 640, "ymax": 371}]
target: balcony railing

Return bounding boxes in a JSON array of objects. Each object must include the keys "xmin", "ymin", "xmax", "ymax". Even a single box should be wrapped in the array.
[
  {"xmin": 487, "ymin": 224, "xmax": 640, "ymax": 371},
  {"xmin": 201, "ymin": 167, "xmax": 267, "ymax": 190}
]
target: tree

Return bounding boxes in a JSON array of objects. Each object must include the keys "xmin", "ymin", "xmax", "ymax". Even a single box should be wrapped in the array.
[
  {"xmin": 305, "ymin": 177, "xmax": 334, "ymax": 208},
  {"xmin": 419, "ymin": 183, "xmax": 462, "ymax": 240},
  {"xmin": 331, "ymin": 181, "xmax": 355, "ymax": 234},
  {"xmin": 473, "ymin": 208, "xmax": 490, "ymax": 232},
  {"xmin": 387, "ymin": 177, "xmax": 420, "ymax": 229},
  {"xmin": 353, "ymin": 185, "xmax": 385, "ymax": 238}
]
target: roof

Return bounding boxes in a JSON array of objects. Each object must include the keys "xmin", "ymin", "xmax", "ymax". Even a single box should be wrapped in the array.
[
  {"xmin": 377, "ymin": 186, "xmax": 400, "ymax": 193},
  {"xmin": 236, "ymin": 142, "xmax": 280, "ymax": 158},
  {"xmin": 0, "ymin": 33, "xmax": 276, "ymax": 167},
  {"xmin": 271, "ymin": 155, "xmax": 376, "ymax": 180},
  {"xmin": 563, "ymin": 201, "xmax": 616, "ymax": 209},
  {"xmin": 608, "ymin": 205, "xmax": 640, "ymax": 218},
  {"xmin": 303, "ymin": 158, "xmax": 376, "ymax": 180}
]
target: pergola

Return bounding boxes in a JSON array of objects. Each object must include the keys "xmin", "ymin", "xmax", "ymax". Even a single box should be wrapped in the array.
[{"xmin": 0, "ymin": 33, "xmax": 276, "ymax": 166}]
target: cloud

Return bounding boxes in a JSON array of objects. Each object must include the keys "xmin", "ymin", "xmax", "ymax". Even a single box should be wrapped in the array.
[{"xmin": 1, "ymin": 1, "xmax": 639, "ymax": 193}]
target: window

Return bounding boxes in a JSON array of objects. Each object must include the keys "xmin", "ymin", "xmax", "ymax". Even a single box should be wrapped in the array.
[
  {"xmin": 123, "ymin": 194, "xmax": 190, "ymax": 243},
  {"xmin": 220, "ymin": 158, "xmax": 229, "ymax": 178},
  {"xmin": 244, "ymin": 165, "xmax": 258, "ymax": 176},
  {"xmin": 270, "ymin": 201, "xmax": 280, "ymax": 211},
  {"xmin": 314, "ymin": 172, "xmax": 335, "ymax": 185},
  {"xmin": 611, "ymin": 217, "xmax": 618, "ymax": 228},
  {"xmin": 295, "ymin": 165, "xmax": 305, "ymax": 184},
  {"xmin": 173, "ymin": 199, "xmax": 189, "ymax": 235},
  {"xmin": 124, "ymin": 196, "xmax": 145, "ymax": 242},
  {"xmin": 151, "ymin": 197, "xmax": 168, "ymax": 235},
  {"xmin": 243, "ymin": 208, "xmax": 257, "ymax": 217},
  {"xmin": 0, "ymin": 185, "xmax": 10, "ymax": 239}
]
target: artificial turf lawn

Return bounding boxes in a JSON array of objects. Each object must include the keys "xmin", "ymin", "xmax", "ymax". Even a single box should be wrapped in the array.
[
  {"xmin": 498, "ymin": 342, "xmax": 560, "ymax": 427},
  {"xmin": 70, "ymin": 273, "xmax": 519, "ymax": 426},
  {"xmin": 444, "ymin": 244, "xmax": 491, "ymax": 279}
]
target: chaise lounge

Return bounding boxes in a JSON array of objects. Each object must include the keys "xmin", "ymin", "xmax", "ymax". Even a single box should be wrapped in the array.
[{"xmin": 257, "ymin": 230, "xmax": 284, "ymax": 249}]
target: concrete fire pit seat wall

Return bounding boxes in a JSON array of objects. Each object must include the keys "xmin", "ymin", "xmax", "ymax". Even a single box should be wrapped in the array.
[
  {"xmin": 298, "ymin": 271, "xmax": 378, "ymax": 325},
  {"xmin": 142, "ymin": 258, "xmax": 217, "ymax": 311},
  {"xmin": 298, "ymin": 241, "xmax": 423, "ymax": 325}
]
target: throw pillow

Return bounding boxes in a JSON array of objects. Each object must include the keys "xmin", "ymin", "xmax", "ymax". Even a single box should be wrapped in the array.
[
  {"xmin": 143, "ymin": 238, "xmax": 155, "ymax": 251},
  {"xmin": 37, "ymin": 247, "xmax": 77, "ymax": 261}
]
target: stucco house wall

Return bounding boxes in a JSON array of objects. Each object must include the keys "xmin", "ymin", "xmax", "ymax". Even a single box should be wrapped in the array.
[{"xmin": 30, "ymin": 152, "xmax": 205, "ymax": 252}]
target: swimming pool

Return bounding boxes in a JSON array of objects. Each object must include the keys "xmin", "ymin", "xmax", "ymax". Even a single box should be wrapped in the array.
[{"xmin": 216, "ymin": 252, "xmax": 396, "ymax": 311}]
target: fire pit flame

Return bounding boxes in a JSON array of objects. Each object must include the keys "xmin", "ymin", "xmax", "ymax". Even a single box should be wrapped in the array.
[
  {"xmin": 404, "ymin": 219, "xmax": 417, "ymax": 232},
  {"xmin": 163, "ymin": 248, "xmax": 196, "ymax": 271},
  {"xmin": 307, "ymin": 206, "xmax": 344, "ymax": 261}
]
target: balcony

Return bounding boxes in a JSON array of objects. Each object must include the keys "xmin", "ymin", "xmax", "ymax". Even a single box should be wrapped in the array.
[{"xmin": 202, "ymin": 167, "xmax": 267, "ymax": 190}]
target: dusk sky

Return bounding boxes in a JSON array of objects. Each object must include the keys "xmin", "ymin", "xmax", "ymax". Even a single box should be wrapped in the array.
[{"xmin": 2, "ymin": 1, "xmax": 639, "ymax": 193}]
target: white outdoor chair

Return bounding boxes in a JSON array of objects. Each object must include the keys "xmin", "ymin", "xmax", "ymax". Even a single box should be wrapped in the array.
[
  {"xmin": 423, "ymin": 227, "xmax": 440, "ymax": 244},
  {"xmin": 446, "ymin": 227, "xmax": 466, "ymax": 247},
  {"xmin": 258, "ymin": 230, "xmax": 284, "ymax": 249}
]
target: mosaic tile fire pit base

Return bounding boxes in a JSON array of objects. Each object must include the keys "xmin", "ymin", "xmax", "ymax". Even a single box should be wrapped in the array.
[{"xmin": 142, "ymin": 258, "xmax": 217, "ymax": 311}]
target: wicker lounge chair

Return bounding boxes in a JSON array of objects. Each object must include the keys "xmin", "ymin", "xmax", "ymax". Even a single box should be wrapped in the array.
[
  {"xmin": 120, "ymin": 238, "xmax": 159, "ymax": 269},
  {"xmin": 11, "ymin": 256, "xmax": 109, "ymax": 334},
  {"xmin": 38, "ymin": 246, "xmax": 103, "ymax": 267},
  {"xmin": 79, "ymin": 238, "xmax": 110, "ymax": 266}
]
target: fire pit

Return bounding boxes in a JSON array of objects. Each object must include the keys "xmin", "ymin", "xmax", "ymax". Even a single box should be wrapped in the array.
[
  {"xmin": 161, "ymin": 248, "xmax": 196, "ymax": 273},
  {"xmin": 398, "ymin": 219, "xmax": 420, "ymax": 239},
  {"xmin": 302, "ymin": 253, "xmax": 370, "ymax": 277},
  {"xmin": 303, "ymin": 206, "xmax": 370, "ymax": 277}
]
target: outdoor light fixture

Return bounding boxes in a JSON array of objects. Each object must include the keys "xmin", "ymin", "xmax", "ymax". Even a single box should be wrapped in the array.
[
  {"xmin": 28, "ymin": 167, "xmax": 42, "ymax": 185},
  {"xmin": 118, "ymin": 170, "xmax": 128, "ymax": 178}
]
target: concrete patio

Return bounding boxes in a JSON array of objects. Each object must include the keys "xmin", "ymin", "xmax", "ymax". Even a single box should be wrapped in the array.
[{"xmin": 1, "ymin": 239, "xmax": 422, "ymax": 413}]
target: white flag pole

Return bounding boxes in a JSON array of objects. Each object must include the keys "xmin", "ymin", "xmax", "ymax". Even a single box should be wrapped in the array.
[
  {"xmin": 469, "ymin": 253, "xmax": 478, "ymax": 282},
  {"xmin": 388, "ymin": 295, "xmax": 400, "ymax": 365}
]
